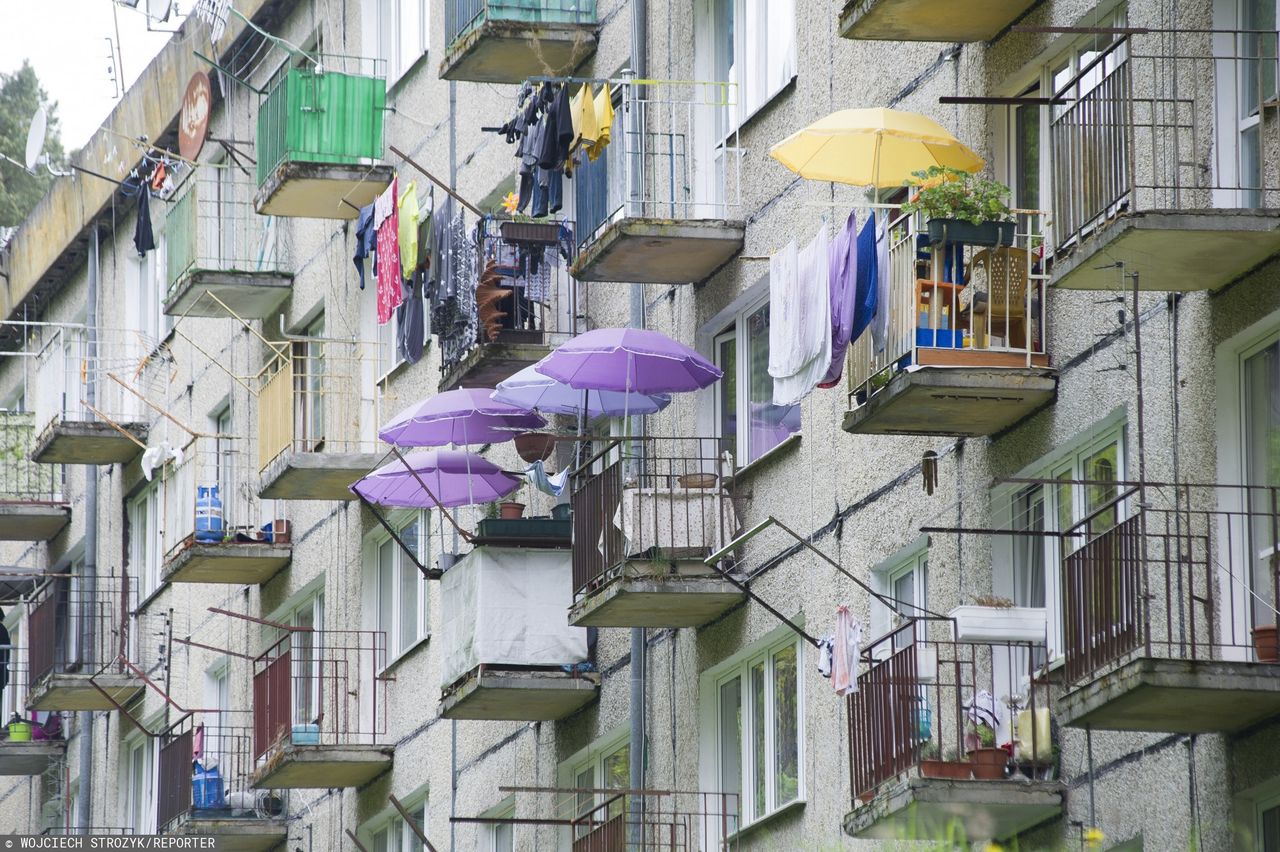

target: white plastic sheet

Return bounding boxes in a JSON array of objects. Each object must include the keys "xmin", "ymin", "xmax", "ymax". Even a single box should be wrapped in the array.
[{"xmin": 440, "ymin": 546, "xmax": 587, "ymax": 687}]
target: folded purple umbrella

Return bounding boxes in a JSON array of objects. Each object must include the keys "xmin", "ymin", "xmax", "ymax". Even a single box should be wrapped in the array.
[
  {"xmin": 379, "ymin": 388, "xmax": 547, "ymax": 447},
  {"xmin": 534, "ymin": 328, "xmax": 722, "ymax": 395},
  {"xmin": 350, "ymin": 449, "xmax": 521, "ymax": 508}
]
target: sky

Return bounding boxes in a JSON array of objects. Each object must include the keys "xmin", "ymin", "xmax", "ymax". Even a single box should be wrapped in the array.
[{"xmin": 0, "ymin": 1, "xmax": 186, "ymax": 154}]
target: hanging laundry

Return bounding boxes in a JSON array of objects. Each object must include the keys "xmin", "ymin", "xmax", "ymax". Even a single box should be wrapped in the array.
[
  {"xmin": 134, "ymin": 187, "xmax": 155, "ymax": 256},
  {"xmin": 816, "ymin": 635, "xmax": 834, "ymax": 679},
  {"xmin": 570, "ymin": 82, "xmax": 599, "ymax": 157},
  {"xmin": 871, "ymin": 212, "xmax": 892, "ymax": 354},
  {"xmin": 192, "ymin": 725, "xmax": 205, "ymax": 762},
  {"xmin": 374, "ymin": 178, "xmax": 403, "ymax": 325},
  {"xmin": 586, "ymin": 82, "xmax": 614, "ymax": 161},
  {"xmin": 849, "ymin": 212, "xmax": 879, "ymax": 346},
  {"xmin": 432, "ymin": 212, "xmax": 479, "ymax": 370},
  {"xmin": 964, "ymin": 690, "xmax": 1005, "ymax": 730},
  {"xmin": 398, "ymin": 181, "xmax": 420, "ymax": 277},
  {"xmin": 819, "ymin": 209, "xmax": 858, "ymax": 389},
  {"xmin": 417, "ymin": 196, "xmax": 436, "ymax": 275},
  {"xmin": 830, "ymin": 605, "xmax": 864, "ymax": 696},
  {"xmin": 397, "ymin": 274, "xmax": 426, "ymax": 365},
  {"xmin": 769, "ymin": 228, "xmax": 832, "ymax": 406},
  {"xmin": 353, "ymin": 202, "xmax": 377, "ymax": 290},
  {"xmin": 525, "ymin": 460, "xmax": 570, "ymax": 497}
]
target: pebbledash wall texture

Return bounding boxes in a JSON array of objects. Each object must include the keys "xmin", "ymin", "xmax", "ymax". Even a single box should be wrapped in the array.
[{"xmin": 0, "ymin": 0, "xmax": 1278, "ymax": 849}]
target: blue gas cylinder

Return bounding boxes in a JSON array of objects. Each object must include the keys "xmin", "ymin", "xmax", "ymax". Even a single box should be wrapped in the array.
[{"xmin": 195, "ymin": 485, "xmax": 224, "ymax": 543}]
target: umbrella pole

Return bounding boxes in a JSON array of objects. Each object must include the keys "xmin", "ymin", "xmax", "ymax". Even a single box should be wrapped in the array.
[{"xmin": 389, "ymin": 446, "xmax": 475, "ymax": 542}]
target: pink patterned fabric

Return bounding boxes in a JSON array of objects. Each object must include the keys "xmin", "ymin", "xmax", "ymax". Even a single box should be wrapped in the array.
[
  {"xmin": 375, "ymin": 178, "xmax": 403, "ymax": 325},
  {"xmin": 831, "ymin": 604, "xmax": 863, "ymax": 696}
]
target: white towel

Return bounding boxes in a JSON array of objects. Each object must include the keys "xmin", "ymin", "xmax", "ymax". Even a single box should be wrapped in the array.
[
  {"xmin": 831, "ymin": 605, "xmax": 864, "ymax": 696},
  {"xmin": 769, "ymin": 229, "xmax": 832, "ymax": 405},
  {"xmin": 871, "ymin": 214, "xmax": 891, "ymax": 354}
]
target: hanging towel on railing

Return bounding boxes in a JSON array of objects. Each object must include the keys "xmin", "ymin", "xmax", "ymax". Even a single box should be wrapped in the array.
[
  {"xmin": 830, "ymin": 605, "xmax": 864, "ymax": 696},
  {"xmin": 819, "ymin": 210, "xmax": 858, "ymax": 388},
  {"xmin": 769, "ymin": 228, "xmax": 831, "ymax": 406}
]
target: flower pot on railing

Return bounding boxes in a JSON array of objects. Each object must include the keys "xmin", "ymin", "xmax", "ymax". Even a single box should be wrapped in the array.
[
  {"xmin": 514, "ymin": 432, "xmax": 556, "ymax": 463},
  {"xmin": 949, "ymin": 604, "xmax": 1047, "ymax": 644},
  {"xmin": 1252, "ymin": 625, "xmax": 1279, "ymax": 662},
  {"xmin": 968, "ymin": 747, "xmax": 1008, "ymax": 780},
  {"xmin": 926, "ymin": 218, "xmax": 1017, "ymax": 248},
  {"xmin": 920, "ymin": 759, "xmax": 972, "ymax": 780},
  {"xmin": 499, "ymin": 501, "xmax": 526, "ymax": 520}
]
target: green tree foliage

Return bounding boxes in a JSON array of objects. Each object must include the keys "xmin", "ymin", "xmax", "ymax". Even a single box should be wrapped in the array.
[{"xmin": 0, "ymin": 61, "xmax": 65, "ymax": 228}]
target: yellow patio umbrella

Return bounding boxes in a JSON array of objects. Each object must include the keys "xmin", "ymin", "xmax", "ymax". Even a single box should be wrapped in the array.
[{"xmin": 769, "ymin": 108, "xmax": 985, "ymax": 188}]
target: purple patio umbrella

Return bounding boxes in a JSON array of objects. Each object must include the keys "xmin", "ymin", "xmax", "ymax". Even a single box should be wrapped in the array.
[
  {"xmin": 491, "ymin": 364, "xmax": 673, "ymax": 417},
  {"xmin": 533, "ymin": 328, "xmax": 722, "ymax": 394},
  {"xmin": 379, "ymin": 387, "xmax": 547, "ymax": 447},
  {"xmin": 350, "ymin": 449, "xmax": 521, "ymax": 508}
]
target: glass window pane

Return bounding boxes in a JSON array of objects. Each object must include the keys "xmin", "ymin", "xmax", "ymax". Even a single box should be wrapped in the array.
[
  {"xmin": 717, "ymin": 334, "xmax": 737, "ymax": 460},
  {"xmin": 379, "ymin": 539, "xmax": 395, "ymax": 647},
  {"xmin": 1084, "ymin": 441, "xmax": 1119, "ymax": 533},
  {"xmin": 750, "ymin": 661, "xmax": 766, "ymax": 817},
  {"xmin": 745, "ymin": 303, "xmax": 799, "ymax": 463},
  {"xmin": 399, "ymin": 521, "xmax": 420, "ymax": 650},
  {"xmin": 1013, "ymin": 486, "xmax": 1046, "ymax": 608},
  {"xmin": 771, "ymin": 645, "xmax": 799, "ymax": 808},
  {"xmin": 1245, "ymin": 343, "xmax": 1280, "ymax": 627},
  {"xmin": 718, "ymin": 677, "xmax": 742, "ymax": 826},
  {"xmin": 373, "ymin": 827, "xmax": 388, "ymax": 852},
  {"xmin": 493, "ymin": 820, "xmax": 514, "ymax": 852},
  {"xmin": 1014, "ymin": 98, "xmax": 1040, "ymax": 210}
]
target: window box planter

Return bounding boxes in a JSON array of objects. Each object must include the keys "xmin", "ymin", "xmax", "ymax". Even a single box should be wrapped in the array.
[
  {"xmin": 968, "ymin": 747, "xmax": 1008, "ymax": 780},
  {"xmin": 949, "ymin": 605, "xmax": 1047, "ymax": 644},
  {"xmin": 500, "ymin": 220, "xmax": 563, "ymax": 244},
  {"xmin": 926, "ymin": 218, "xmax": 1016, "ymax": 247}
]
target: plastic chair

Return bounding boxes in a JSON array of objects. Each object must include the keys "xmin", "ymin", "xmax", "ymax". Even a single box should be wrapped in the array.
[{"xmin": 967, "ymin": 247, "xmax": 1029, "ymax": 349}]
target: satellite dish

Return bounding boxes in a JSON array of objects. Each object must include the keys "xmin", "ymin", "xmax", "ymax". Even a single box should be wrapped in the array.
[
  {"xmin": 24, "ymin": 107, "xmax": 47, "ymax": 172},
  {"xmin": 147, "ymin": 0, "xmax": 174, "ymax": 22}
]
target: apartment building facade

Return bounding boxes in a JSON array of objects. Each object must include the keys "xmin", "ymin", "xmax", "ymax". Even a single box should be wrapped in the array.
[{"xmin": 0, "ymin": 0, "xmax": 1278, "ymax": 848}]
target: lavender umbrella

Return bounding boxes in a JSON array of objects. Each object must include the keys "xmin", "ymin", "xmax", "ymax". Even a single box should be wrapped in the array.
[
  {"xmin": 350, "ymin": 449, "xmax": 521, "ymax": 508},
  {"xmin": 379, "ymin": 388, "xmax": 547, "ymax": 447},
  {"xmin": 533, "ymin": 328, "xmax": 722, "ymax": 394},
  {"xmin": 491, "ymin": 364, "xmax": 674, "ymax": 417}
]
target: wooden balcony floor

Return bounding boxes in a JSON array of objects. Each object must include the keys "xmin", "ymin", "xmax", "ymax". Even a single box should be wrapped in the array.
[
  {"xmin": 439, "ymin": 668, "xmax": 600, "ymax": 721},
  {"xmin": 845, "ymin": 777, "xmax": 1065, "ymax": 842}
]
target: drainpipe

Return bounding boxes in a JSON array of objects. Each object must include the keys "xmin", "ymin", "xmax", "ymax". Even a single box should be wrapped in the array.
[
  {"xmin": 628, "ymin": 1, "xmax": 647, "ymax": 848},
  {"xmin": 76, "ymin": 227, "xmax": 99, "ymax": 833},
  {"xmin": 448, "ymin": 76, "xmax": 459, "ymax": 852}
]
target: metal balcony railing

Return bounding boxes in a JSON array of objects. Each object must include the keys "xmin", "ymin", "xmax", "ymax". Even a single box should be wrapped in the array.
[
  {"xmin": 166, "ymin": 172, "xmax": 281, "ymax": 301},
  {"xmin": 846, "ymin": 210, "xmax": 1048, "ymax": 406},
  {"xmin": 255, "ymin": 54, "xmax": 387, "ymax": 187},
  {"xmin": 1062, "ymin": 482, "xmax": 1280, "ymax": 685},
  {"xmin": 847, "ymin": 620, "xmax": 1052, "ymax": 802},
  {"xmin": 570, "ymin": 436, "xmax": 737, "ymax": 600},
  {"xmin": 251, "ymin": 628, "xmax": 388, "ymax": 761},
  {"xmin": 32, "ymin": 326, "xmax": 160, "ymax": 434},
  {"xmin": 1049, "ymin": 30, "xmax": 1280, "ymax": 250},
  {"xmin": 27, "ymin": 575, "xmax": 131, "ymax": 685},
  {"xmin": 159, "ymin": 715, "xmax": 285, "ymax": 833},
  {"xmin": 445, "ymin": 0, "xmax": 597, "ymax": 45},
  {"xmin": 571, "ymin": 78, "xmax": 744, "ymax": 251},
  {"xmin": 162, "ymin": 436, "xmax": 287, "ymax": 559},
  {"xmin": 0, "ymin": 412, "xmax": 62, "ymax": 502}
]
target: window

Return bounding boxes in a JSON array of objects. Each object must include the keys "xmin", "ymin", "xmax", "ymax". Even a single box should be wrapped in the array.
[
  {"xmin": 1242, "ymin": 337, "xmax": 1280, "ymax": 628},
  {"xmin": 1, "ymin": 619, "xmax": 23, "ymax": 723},
  {"xmin": 122, "ymin": 735, "xmax": 156, "ymax": 833},
  {"xmin": 485, "ymin": 800, "xmax": 515, "ymax": 852},
  {"xmin": 368, "ymin": 0, "xmax": 429, "ymax": 83},
  {"xmin": 714, "ymin": 297, "xmax": 800, "ymax": 466},
  {"xmin": 282, "ymin": 592, "xmax": 325, "ymax": 727},
  {"xmin": 701, "ymin": 0, "xmax": 796, "ymax": 128},
  {"xmin": 701, "ymin": 630, "xmax": 803, "ymax": 834},
  {"xmin": 366, "ymin": 512, "xmax": 430, "ymax": 661},
  {"xmin": 294, "ymin": 315, "xmax": 325, "ymax": 452},
  {"xmin": 204, "ymin": 663, "xmax": 231, "ymax": 767},
  {"xmin": 1237, "ymin": 0, "xmax": 1278, "ymax": 205},
  {"xmin": 127, "ymin": 482, "xmax": 163, "ymax": 601},
  {"xmin": 560, "ymin": 732, "xmax": 630, "ymax": 839},
  {"xmin": 872, "ymin": 546, "xmax": 929, "ymax": 648},
  {"xmin": 993, "ymin": 418, "xmax": 1125, "ymax": 659},
  {"xmin": 126, "ymin": 216, "xmax": 171, "ymax": 346},
  {"xmin": 367, "ymin": 799, "xmax": 428, "ymax": 852}
]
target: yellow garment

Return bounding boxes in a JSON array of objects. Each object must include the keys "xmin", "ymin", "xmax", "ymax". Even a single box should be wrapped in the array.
[
  {"xmin": 586, "ymin": 82, "xmax": 614, "ymax": 162},
  {"xmin": 397, "ymin": 180, "xmax": 419, "ymax": 275},
  {"xmin": 1014, "ymin": 707, "xmax": 1052, "ymax": 762},
  {"xmin": 768, "ymin": 107, "xmax": 984, "ymax": 188},
  {"xmin": 570, "ymin": 83, "xmax": 598, "ymax": 155}
]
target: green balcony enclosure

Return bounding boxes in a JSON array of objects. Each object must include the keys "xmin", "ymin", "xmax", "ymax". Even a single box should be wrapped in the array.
[
  {"xmin": 253, "ymin": 57, "xmax": 395, "ymax": 220},
  {"xmin": 441, "ymin": 0, "xmax": 598, "ymax": 83}
]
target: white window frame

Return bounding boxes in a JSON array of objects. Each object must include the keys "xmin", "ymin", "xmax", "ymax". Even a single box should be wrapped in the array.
[
  {"xmin": 696, "ymin": 0, "xmax": 796, "ymax": 132},
  {"xmin": 363, "ymin": 509, "xmax": 431, "ymax": 665},
  {"xmin": 122, "ymin": 731, "xmax": 157, "ymax": 834},
  {"xmin": 363, "ymin": 795, "xmax": 428, "ymax": 852},
  {"xmin": 483, "ymin": 798, "xmax": 516, "ymax": 852},
  {"xmin": 128, "ymin": 481, "xmax": 163, "ymax": 602},
  {"xmin": 267, "ymin": 588, "xmax": 326, "ymax": 728},
  {"xmin": 557, "ymin": 728, "xmax": 631, "ymax": 842},
  {"xmin": 1, "ymin": 614, "xmax": 24, "ymax": 724},
  {"xmin": 991, "ymin": 413, "xmax": 1127, "ymax": 662},
  {"xmin": 698, "ymin": 625, "xmax": 805, "ymax": 842},
  {"xmin": 870, "ymin": 542, "xmax": 929, "ymax": 644},
  {"xmin": 366, "ymin": 0, "xmax": 429, "ymax": 85},
  {"xmin": 126, "ymin": 214, "xmax": 172, "ymax": 348}
]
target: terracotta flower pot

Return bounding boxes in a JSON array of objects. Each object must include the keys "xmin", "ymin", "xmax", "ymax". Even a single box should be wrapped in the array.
[
  {"xmin": 513, "ymin": 432, "xmax": 556, "ymax": 463},
  {"xmin": 1252, "ymin": 625, "xmax": 1279, "ymax": 662},
  {"xmin": 969, "ymin": 747, "xmax": 1008, "ymax": 780},
  {"xmin": 920, "ymin": 759, "xmax": 972, "ymax": 780},
  {"xmin": 499, "ymin": 501, "xmax": 526, "ymax": 520}
]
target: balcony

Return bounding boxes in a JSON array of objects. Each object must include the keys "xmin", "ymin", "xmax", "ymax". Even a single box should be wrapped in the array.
[
  {"xmin": 838, "ymin": 0, "xmax": 1038, "ymax": 42},
  {"xmin": 158, "ymin": 717, "xmax": 287, "ymax": 851},
  {"xmin": 1055, "ymin": 483, "xmax": 1280, "ymax": 734},
  {"xmin": 255, "ymin": 339, "xmax": 383, "ymax": 500},
  {"xmin": 570, "ymin": 79, "xmax": 745, "ymax": 284},
  {"xmin": 569, "ymin": 437, "xmax": 743, "ymax": 628},
  {"xmin": 1050, "ymin": 32, "xmax": 1280, "ymax": 292},
  {"xmin": 0, "ymin": 412, "xmax": 68, "ymax": 541},
  {"xmin": 250, "ymin": 629, "xmax": 392, "ymax": 788},
  {"xmin": 439, "ymin": 218, "xmax": 579, "ymax": 392},
  {"xmin": 0, "ymin": 739, "xmax": 64, "ymax": 776},
  {"xmin": 161, "ymin": 438, "xmax": 291, "ymax": 585},
  {"xmin": 441, "ymin": 0, "xmax": 597, "ymax": 83},
  {"xmin": 843, "ymin": 213, "xmax": 1056, "ymax": 437},
  {"xmin": 26, "ymin": 577, "xmax": 144, "ymax": 711},
  {"xmin": 254, "ymin": 56, "xmax": 394, "ymax": 219},
  {"xmin": 845, "ymin": 621, "xmax": 1064, "ymax": 843},
  {"xmin": 31, "ymin": 328, "xmax": 149, "ymax": 465},
  {"xmin": 165, "ymin": 174, "xmax": 292, "ymax": 320},
  {"xmin": 439, "ymin": 545, "xmax": 597, "ymax": 720}
]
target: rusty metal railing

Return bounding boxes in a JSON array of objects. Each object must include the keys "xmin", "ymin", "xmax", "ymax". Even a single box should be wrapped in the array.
[{"xmin": 27, "ymin": 575, "xmax": 131, "ymax": 687}]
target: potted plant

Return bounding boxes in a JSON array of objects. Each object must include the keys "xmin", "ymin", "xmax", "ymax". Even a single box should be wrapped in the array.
[
  {"xmin": 1253, "ymin": 624, "xmax": 1279, "ymax": 662},
  {"xmin": 499, "ymin": 500, "xmax": 526, "ymax": 520},
  {"xmin": 968, "ymin": 723, "xmax": 1008, "ymax": 780},
  {"xmin": 902, "ymin": 166, "xmax": 1016, "ymax": 248},
  {"xmin": 949, "ymin": 595, "xmax": 1047, "ymax": 644},
  {"xmin": 920, "ymin": 742, "xmax": 971, "ymax": 780}
]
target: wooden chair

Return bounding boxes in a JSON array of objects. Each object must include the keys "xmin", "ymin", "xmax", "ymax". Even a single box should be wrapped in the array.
[{"xmin": 966, "ymin": 247, "xmax": 1030, "ymax": 349}]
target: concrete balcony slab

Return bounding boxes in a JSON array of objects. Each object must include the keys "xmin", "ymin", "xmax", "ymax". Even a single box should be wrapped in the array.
[
  {"xmin": 439, "ymin": 337, "xmax": 553, "ymax": 393},
  {"xmin": 571, "ymin": 219, "xmax": 745, "ymax": 284},
  {"xmin": 0, "ymin": 503, "xmax": 69, "ymax": 542},
  {"xmin": 163, "ymin": 542, "xmax": 292, "ymax": 585},
  {"xmin": 439, "ymin": 668, "xmax": 599, "ymax": 721},
  {"xmin": 838, "ymin": 0, "xmax": 1039, "ymax": 41},
  {"xmin": 167, "ymin": 817, "xmax": 288, "ymax": 852},
  {"xmin": 33, "ymin": 419, "xmax": 147, "ymax": 465},
  {"xmin": 258, "ymin": 451, "xmax": 383, "ymax": 501},
  {"xmin": 0, "ymin": 740, "xmax": 65, "ymax": 776},
  {"xmin": 441, "ymin": 19, "xmax": 597, "ymax": 83},
  {"xmin": 164, "ymin": 270, "xmax": 293, "ymax": 320},
  {"xmin": 569, "ymin": 564, "xmax": 744, "ymax": 628},
  {"xmin": 254, "ymin": 162, "xmax": 394, "ymax": 220},
  {"xmin": 250, "ymin": 743, "xmax": 392, "ymax": 789},
  {"xmin": 844, "ymin": 777, "xmax": 1065, "ymax": 842},
  {"xmin": 27, "ymin": 672, "xmax": 145, "ymax": 712}
]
